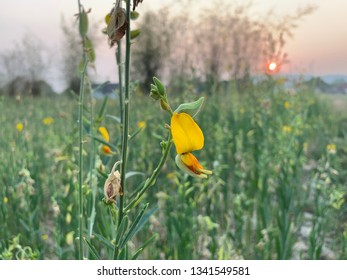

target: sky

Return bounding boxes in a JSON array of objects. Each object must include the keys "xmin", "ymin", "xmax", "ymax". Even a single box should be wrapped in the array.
[{"xmin": 0, "ymin": 0, "xmax": 346, "ymax": 91}]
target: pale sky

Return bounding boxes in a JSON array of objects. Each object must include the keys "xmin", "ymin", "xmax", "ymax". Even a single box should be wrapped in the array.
[{"xmin": 0, "ymin": 0, "xmax": 346, "ymax": 91}]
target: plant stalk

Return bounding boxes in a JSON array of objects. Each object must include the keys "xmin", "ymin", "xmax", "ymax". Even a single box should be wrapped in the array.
[{"xmin": 118, "ymin": 0, "xmax": 131, "ymax": 228}]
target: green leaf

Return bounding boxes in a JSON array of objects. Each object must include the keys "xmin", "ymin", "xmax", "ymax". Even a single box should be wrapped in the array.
[
  {"xmin": 128, "ymin": 126, "xmax": 144, "ymax": 141},
  {"xmin": 106, "ymin": 114, "xmax": 121, "ymax": 124},
  {"xmin": 125, "ymin": 171, "xmax": 145, "ymax": 180},
  {"xmin": 131, "ymin": 234, "xmax": 158, "ymax": 260},
  {"xmin": 130, "ymin": 29, "xmax": 141, "ymax": 40},
  {"xmin": 79, "ymin": 8, "xmax": 88, "ymax": 37},
  {"xmin": 118, "ymin": 245, "xmax": 128, "ymax": 260},
  {"xmin": 116, "ymin": 216, "xmax": 128, "ymax": 246},
  {"xmin": 96, "ymin": 96, "xmax": 108, "ymax": 123},
  {"xmin": 91, "ymin": 135, "xmax": 118, "ymax": 153},
  {"xmin": 120, "ymin": 203, "xmax": 154, "ymax": 248},
  {"xmin": 130, "ymin": 11, "xmax": 140, "ymax": 20},
  {"xmin": 175, "ymin": 97, "xmax": 205, "ymax": 118},
  {"xmin": 83, "ymin": 238, "xmax": 101, "ymax": 260}
]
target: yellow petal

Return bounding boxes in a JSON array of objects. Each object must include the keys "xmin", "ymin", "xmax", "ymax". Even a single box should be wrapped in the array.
[
  {"xmin": 99, "ymin": 127, "xmax": 110, "ymax": 142},
  {"xmin": 171, "ymin": 112, "xmax": 204, "ymax": 154}
]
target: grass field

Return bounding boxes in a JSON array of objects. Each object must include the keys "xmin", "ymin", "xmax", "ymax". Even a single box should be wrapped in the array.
[{"xmin": 0, "ymin": 79, "xmax": 346, "ymax": 260}]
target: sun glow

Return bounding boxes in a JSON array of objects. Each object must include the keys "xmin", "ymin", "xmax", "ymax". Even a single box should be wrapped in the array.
[{"xmin": 268, "ymin": 62, "xmax": 277, "ymax": 71}]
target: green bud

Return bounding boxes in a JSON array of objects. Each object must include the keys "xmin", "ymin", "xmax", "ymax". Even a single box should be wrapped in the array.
[
  {"xmin": 79, "ymin": 8, "xmax": 88, "ymax": 37},
  {"xmin": 175, "ymin": 97, "xmax": 205, "ymax": 118},
  {"xmin": 153, "ymin": 77, "xmax": 166, "ymax": 97},
  {"xmin": 149, "ymin": 85, "xmax": 160, "ymax": 100}
]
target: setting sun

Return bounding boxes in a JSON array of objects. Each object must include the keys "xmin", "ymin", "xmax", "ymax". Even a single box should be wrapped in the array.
[{"xmin": 268, "ymin": 62, "xmax": 277, "ymax": 71}]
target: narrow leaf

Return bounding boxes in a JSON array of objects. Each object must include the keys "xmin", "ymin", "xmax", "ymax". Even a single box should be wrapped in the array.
[
  {"xmin": 120, "ymin": 204, "xmax": 149, "ymax": 248},
  {"xmin": 106, "ymin": 114, "xmax": 121, "ymax": 124},
  {"xmin": 84, "ymin": 238, "xmax": 101, "ymax": 260},
  {"xmin": 131, "ymin": 234, "xmax": 158, "ymax": 260},
  {"xmin": 116, "ymin": 216, "xmax": 128, "ymax": 246},
  {"xmin": 96, "ymin": 96, "xmax": 109, "ymax": 123}
]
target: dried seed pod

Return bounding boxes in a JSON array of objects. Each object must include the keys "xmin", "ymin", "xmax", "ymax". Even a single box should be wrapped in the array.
[
  {"xmin": 107, "ymin": 7, "xmax": 127, "ymax": 47},
  {"xmin": 104, "ymin": 162, "xmax": 122, "ymax": 204}
]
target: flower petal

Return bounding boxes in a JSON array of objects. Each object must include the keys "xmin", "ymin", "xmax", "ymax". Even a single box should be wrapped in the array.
[
  {"xmin": 99, "ymin": 127, "xmax": 110, "ymax": 142},
  {"xmin": 175, "ymin": 153, "xmax": 212, "ymax": 178},
  {"xmin": 171, "ymin": 112, "xmax": 204, "ymax": 154}
]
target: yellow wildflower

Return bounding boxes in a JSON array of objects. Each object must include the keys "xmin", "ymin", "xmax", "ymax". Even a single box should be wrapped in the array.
[
  {"xmin": 42, "ymin": 117, "xmax": 54, "ymax": 125},
  {"xmin": 16, "ymin": 122, "xmax": 24, "ymax": 132},
  {"xmin": 137, "ymin": 121, "xmax": 146, "ymax": 129},
  {"xmin": 41, "ymin": 234, "xmax": 48, "ymax": 241},
  {"xmin": 239, "ymin": 107, "xmax": 245, "ymax": 114},
  {"xmin": 171, "ymin": 112, "xmax": 212, "ymax": 178},
  {"xmin": 282, "ymin": 125, "xmax": 292, "ymax": 133},
  {"xmin": 326, "ymin": 144, "xmax": 336, "ymax": 154},
  {"xmin": 3, "ymin": 197, "xmax": 8, "ymax": 204},
  {"xmin": 284, "ymin": 101, "xmax": 290, "ymax": 109},
  {"xmin": 99, "ymin": 127, "xmax": 112, "ymax": 154}
]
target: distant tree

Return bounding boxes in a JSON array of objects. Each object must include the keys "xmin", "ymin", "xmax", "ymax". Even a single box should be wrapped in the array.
[
  {"xmin": 0, "ymin": 33, "xmax": 52, "ymax": 96},
  {"xmin": 131, "ymin": 7, "xmax": 173, "ymax": 92}
]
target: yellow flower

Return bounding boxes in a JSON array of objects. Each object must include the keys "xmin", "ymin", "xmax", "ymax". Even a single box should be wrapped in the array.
[
  {"xmin": 41, "ymin": 234, "xmax": 48, "ymax": 241},
  {"xmin": 171, "ymin": 112, "xmax": 204, "ymax": 154},
  {"xmin": 99, "ymin": 126, "xmax": 112, "ymax": 154},
  {"xmin": 137, "ymin": 121, "xmax": 146, "ymax": 129},
  {"xmin": 171, "ymin": 112, "xmax": 211, "ymax": 178},
  {"xmin": 3, "ymin": 197, "xmax": 8, "ymax": 204},
  {"xmin": 282, "ymin": 125, "xmax": 292, "ymax": 133},
  {"xmin": 326, "ymin": 144, "xmax": 336, "ymax": 154},
  {"xmin": 42, "ymin": 117, "xmax": 54, "ymax": 125},
  {"xmin": 239, "ymin": 107, "xmax": 245, "ymax": 114},
  {"xmin": 16, "ymin": 122, "xmax": 24, "ymax": 132},
  {"xmin": 284, "ymin": 101, "xmax": 290, "ymax": 109}
]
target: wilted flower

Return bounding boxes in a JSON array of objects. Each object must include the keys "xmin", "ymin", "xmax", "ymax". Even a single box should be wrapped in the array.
[{"xmin": 171, "ymin": 112, "xmax": 212, "ymax": 178}]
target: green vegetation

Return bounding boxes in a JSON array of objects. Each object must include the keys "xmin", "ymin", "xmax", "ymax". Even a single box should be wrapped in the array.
[{"xmin": 0, "ymin": 79, "xmax": 346, "ymax": 259}]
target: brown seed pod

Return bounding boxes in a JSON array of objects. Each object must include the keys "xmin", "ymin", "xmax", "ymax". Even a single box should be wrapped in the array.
[
  {"xmin": 104, "ymin": 162, "xmax": 122, "ymax": 204},
  {"xmin": 107, "ymin": 7, "xmax": 127, "ymax": 47}
]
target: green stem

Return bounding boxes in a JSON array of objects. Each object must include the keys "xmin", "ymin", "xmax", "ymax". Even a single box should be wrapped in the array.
[
  {"xmin": 87, "ymin": 70, "xmax": 97, "ymax": 258},
  {"xmin": 77, "ymin": 0, "xmax": 88, "ymax": 260},
  {"xmin": 116, "ymin": 41, "xmax": 124, "ymax": 124},
  {"xmin": 125, "ymin": 133, "xmax": 173, "ymax": 212},
  {"xmin": 118, "ymin": 0, "xmax": 131, "ymax": 228}
]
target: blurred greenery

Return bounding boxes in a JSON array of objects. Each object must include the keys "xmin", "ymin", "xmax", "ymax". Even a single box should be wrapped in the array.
[{"xmin": 0, "ymin": 77, "xmax": 346, "ymax": 260}]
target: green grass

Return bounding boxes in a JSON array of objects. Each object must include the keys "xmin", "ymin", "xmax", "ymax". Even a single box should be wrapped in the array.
[{"xmin": 0, "ymin": 80, "xmax": 346, "ymax": 260}]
